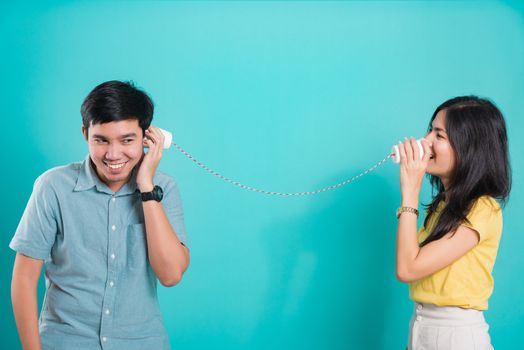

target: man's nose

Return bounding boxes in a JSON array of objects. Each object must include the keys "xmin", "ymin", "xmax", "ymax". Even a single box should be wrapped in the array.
[{"xmin": 105, "ymin": 144, "xmax": 122, "ymax": 159}]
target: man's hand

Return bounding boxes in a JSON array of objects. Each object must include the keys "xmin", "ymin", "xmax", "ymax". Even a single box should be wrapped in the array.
[{"xmin": 136, "ymin": 126, "xmax": 165, "ymax": 192}]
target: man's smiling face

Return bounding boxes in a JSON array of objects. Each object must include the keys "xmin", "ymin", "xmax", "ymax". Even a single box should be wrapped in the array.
[{"xmin": 83, "ymin": 119, "xmax": 144, "ymax": 192}]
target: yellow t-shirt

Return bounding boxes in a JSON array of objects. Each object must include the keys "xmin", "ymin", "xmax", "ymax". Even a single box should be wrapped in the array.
[{"xmin": 409, "ymin": 196, "xmax": 502, "ymax": 310}]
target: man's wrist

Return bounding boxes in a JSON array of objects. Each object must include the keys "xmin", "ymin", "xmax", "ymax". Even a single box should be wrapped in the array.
[{"xmin": 138, "ymin": 183, "xmax": 154, "ymax": 192}]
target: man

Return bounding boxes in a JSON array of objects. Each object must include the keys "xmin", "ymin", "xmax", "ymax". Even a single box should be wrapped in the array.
[{"xmin": 10, "ymin": 80, "xmax": 189, "ymax": 350}]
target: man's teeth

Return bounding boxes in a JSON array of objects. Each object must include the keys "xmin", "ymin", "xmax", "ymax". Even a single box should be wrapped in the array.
[{"xmin": 106, "ymin": 162, "xmax": 126, "ymax": 169}]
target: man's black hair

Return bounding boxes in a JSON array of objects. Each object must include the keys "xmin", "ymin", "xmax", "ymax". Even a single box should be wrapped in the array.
[{"xmin": 81, "ymin": 80, "xmax": 154, "ymax": 135}]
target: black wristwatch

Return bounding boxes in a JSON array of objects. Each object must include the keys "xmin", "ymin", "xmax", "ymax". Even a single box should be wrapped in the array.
[{"xmin": 141, "ymin": 185, "xmax": 163, "ymax": 202}]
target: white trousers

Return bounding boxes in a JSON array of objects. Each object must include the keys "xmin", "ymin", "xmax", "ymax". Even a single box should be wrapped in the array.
[{"xmin": 407, "ymin": 302, "xmax": 494, "ymax": 350}]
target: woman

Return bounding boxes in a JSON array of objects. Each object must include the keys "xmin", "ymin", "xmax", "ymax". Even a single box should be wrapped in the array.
[{"xmin": 395, "ymin": 96, "xmax": 511, "ymax": 350}]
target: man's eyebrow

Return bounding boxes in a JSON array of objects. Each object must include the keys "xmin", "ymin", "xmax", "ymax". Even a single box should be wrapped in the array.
[{"xmin": 91, "ymin": 133, "xmax": 138, "ymax": 139}]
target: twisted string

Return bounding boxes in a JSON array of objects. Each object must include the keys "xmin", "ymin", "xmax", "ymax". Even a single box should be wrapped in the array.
[{"xmin": 171, "ymin": 141, "xmax": 393, "ymax": 196}]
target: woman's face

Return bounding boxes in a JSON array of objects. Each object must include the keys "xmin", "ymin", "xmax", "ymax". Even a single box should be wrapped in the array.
[{"xmin": 424, "ymin": 109, "xmax": 456, "ymax": 188}]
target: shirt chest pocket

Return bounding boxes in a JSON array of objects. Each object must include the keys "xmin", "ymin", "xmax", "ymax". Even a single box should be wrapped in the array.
[{"xmin": 126, "ymin": 223, "xmax": 148, "ymax": 268}]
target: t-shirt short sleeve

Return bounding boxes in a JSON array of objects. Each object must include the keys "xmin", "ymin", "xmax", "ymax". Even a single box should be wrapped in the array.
[
  {"xmin": 462, "ymin": 196, "xmax": 501, "ymax": 242},
  {"xmin": 9, "ymin": 174, "xmax": 59, "ymax": 260},
  {"xmin": 162, "ymin": 179, "xmax": 188, "ymax": 246}
]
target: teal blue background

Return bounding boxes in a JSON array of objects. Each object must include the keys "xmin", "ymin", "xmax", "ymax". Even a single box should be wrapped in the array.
[{"xmin": 1, "ymin": 1, "xmax": 523, "ymax": 349}]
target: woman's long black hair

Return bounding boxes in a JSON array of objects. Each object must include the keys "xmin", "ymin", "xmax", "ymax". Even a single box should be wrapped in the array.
[{"xmin": 421, "ymin": 96, "xmax": 511, "ymax": 247}]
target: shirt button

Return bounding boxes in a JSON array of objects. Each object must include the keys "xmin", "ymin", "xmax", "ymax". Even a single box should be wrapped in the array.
[
  {"xmin": 112, "ymin": 197, "xmax": 116, "ymax": 202},
  {"xmin": 111, "ymin": 225, "xmax": 116, "ymax": 231},
  {"xmin": 416, "ymin": 316, "xmax": 422, "ymax": 321},
  {"xmin": 105, "ymin": 309, "xmax": 110, "ymax": 315},
  {"xmin": 102, "ymin": 337, "xmax": 107, "ymax": 342},
  {"xmin": 109, "ymin": 281, "xmax": 114, "ymax": 287},
  {"xmin": 417, "ymin": 304, "xmax": 423, "ymax": 311},
  {"xmin": 111, "ymin": 254, "xmax": 115, "ymax": 260}
]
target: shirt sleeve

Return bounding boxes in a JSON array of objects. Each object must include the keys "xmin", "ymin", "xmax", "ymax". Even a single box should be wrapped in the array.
[
  {"xmin": 462, "ymin": 196, "xmax": 501, "ymax": 242},
  {"xmin": 162, "ymin": 179, "xmax": 188, "ymax": 246},
  {"xmin": 9, "ymin": 174, "xmax": 59, "ymax": 260}
]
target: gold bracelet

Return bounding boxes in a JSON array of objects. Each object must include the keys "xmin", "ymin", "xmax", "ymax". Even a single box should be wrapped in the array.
[{"xmin": 396, "ymin": 206, "xmax": 419, "ymax": 219}]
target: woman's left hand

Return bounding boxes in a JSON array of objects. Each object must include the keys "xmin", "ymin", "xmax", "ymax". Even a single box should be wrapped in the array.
[
  {"xmin": 136, "ymin": 126, "xmax": 165, "ymax": 192},
  {"xmin": 398, "ymin": 137, "xmax": 432, "ymax": 203}
]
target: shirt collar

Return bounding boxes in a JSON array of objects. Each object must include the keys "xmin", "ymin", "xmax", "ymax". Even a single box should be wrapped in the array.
[{"xmin": 74, "ymin": 154, "xmax": 139, "ymax": 196}]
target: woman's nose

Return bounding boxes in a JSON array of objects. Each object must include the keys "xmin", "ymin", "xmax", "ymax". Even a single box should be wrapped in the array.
[{"xmin": 424, "ymin": 132, "xmax": 435, "ymax": 143}]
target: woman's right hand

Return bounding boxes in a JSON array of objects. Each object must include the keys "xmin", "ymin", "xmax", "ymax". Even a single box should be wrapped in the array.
[{"xmin": 398, "ymin": 137, "xmax": 432, "ymax": 205}]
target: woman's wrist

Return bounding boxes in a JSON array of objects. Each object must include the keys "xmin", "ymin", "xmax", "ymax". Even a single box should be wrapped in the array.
[{"xmin": 401, "ymin": 194, "xmax": 419, "ymax": 208}]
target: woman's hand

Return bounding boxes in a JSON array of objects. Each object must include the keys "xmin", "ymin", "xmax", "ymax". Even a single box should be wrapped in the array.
[
  {"xmin": 136, "ymin": 126, "xmax": 165, "ymax": 192},
  {"xmin": 398, "ymin": 137, "xmax": 432, "ymax": 206}
]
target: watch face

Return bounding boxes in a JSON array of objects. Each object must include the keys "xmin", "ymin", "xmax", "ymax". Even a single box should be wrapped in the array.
[{"xmin": 154, "ymin": 186, "xmax": 164, "ymax": 201}]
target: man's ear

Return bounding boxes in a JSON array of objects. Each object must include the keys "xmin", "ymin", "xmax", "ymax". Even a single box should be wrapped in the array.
[{"xmin": 82, "ymin": 126, "xmax": 88, "ymax": 141}]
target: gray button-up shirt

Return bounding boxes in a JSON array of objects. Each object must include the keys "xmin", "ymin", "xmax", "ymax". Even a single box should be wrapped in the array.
[{"xmin": 10, "ymin": 155, "xmax": 187, "ymax": 350}]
